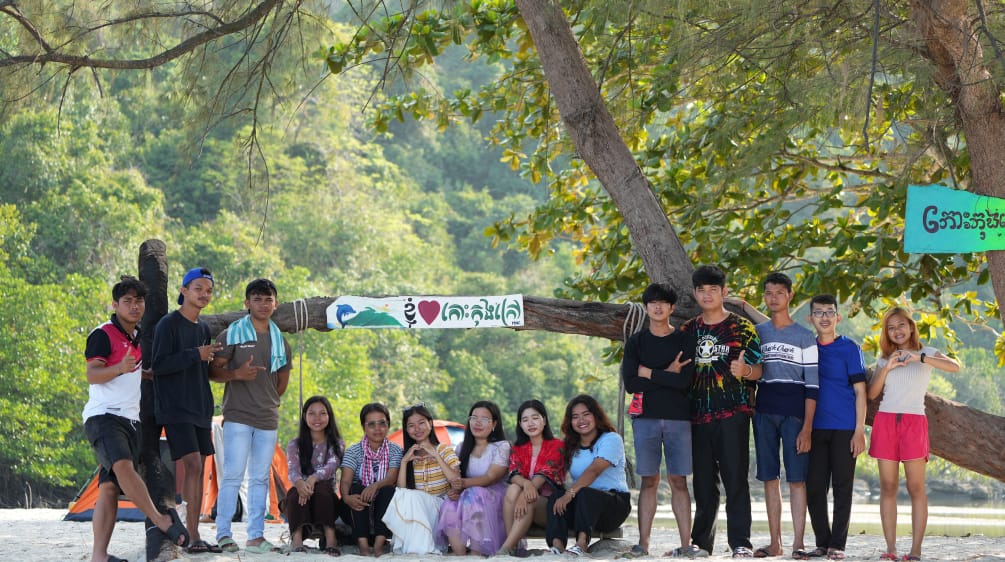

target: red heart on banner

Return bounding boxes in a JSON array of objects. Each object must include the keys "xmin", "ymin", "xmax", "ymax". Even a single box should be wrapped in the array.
[{"xmin": 418, "ymin": 300, "xmax": 441, "ymax": 325}]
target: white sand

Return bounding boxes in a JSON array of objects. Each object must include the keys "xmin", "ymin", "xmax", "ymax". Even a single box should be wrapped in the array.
[{"xmin": 6, "ymin": 504, "xmax": 1005, "ymax": 561}]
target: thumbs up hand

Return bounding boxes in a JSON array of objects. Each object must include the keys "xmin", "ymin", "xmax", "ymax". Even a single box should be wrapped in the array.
[{"xmin": 730, "ymin": 350, "xmax": 752, "ymax": 379}]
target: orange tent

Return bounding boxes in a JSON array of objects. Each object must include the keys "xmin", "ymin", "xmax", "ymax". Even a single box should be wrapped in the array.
[
  {"xmin": 387, "ymin": 419, "xmax": 465, "ymax": 448},
  {"xmin": 66, "ymin": 419, "xmax": 292, "ymax": 524}
]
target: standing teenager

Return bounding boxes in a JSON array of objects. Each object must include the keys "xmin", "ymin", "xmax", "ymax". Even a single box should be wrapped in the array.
[{"xmin": 869, "ymin": 307, "xmax": 960, "ymax": 561}]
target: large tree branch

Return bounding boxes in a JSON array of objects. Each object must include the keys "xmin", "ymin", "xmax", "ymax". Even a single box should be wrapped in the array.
[{"xmin": 0, "ymin": 0, "xmax": 283, "ymax": 69}]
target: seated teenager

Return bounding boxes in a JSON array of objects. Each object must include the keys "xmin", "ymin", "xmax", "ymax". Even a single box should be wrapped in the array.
[
  {"xmin": 546, "ymin": 394, "xmax": 631, "ymax": 556},
  {"xmin": 340, "ymin": 403, "xmax": 402, "ymax": 557},
  {"xmin": 435, "ymin": 401, "xmax": 511, "ymax": 555},
  {"xmin": 498, "ymin": 399, "xmax": 565, "ymax": 556},
  {"xmin": 285, "ymin": 396, "xmax": 347, "ymax": 555},
  {"xmin": 381, "ymin": 404, "xmax": 460, "ymax": 554}
]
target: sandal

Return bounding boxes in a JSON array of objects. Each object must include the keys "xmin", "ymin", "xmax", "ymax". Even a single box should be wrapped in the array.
[
  {"xmin": 879, "ymin": 555, "xmax": 898, "ymax": 561},
  {"xmin": 755, "ymin": 546, "xmax": 782, "ymax": 558},
  {"xmin": 566, "ymin": 545, "xmax": 585, "ymax": 556},
  {"xmin": 218, "ymin": 536, "xmax": 239, "ymax": 553},
  {"xmin": 186, "ymin": 540, "xmax": 223, "ymax": 554},
  {"xmin": 245, "ymin": 539, "xmax": 280, "ymax": 554},
  {"xmin": 827, "ymin": 550, "xmax": 845, "ymax": 560},
  {"xmin": 325, "ymin": 546, "xmax": 342, "ymax": 556},
  {"xmin": 901, "ymin": 556, "xmax": 921, "ymax": 561}
]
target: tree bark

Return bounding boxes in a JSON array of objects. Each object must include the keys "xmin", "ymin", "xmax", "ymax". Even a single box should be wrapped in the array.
[
  {"xmin": 912, "ymin": 0, "xmax": 1005, "ymax": 312},
  {"xmin": 512, "ymin": 0, "xmax": 697, "ymax": 319}
]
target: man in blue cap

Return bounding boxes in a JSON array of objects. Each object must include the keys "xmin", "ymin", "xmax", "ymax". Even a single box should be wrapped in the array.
[{"xmin": 151, "ymin": 267, "xmax": 224, "ymax": 554}]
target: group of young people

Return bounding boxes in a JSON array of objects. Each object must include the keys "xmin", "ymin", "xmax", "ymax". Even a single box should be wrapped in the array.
[
  {"xmin": 81, "ymin": 264, "xmax": 959, "ymax": 561},
  {"xmin": 622, "ymin": 265, "xmax": 959, "ymax": 561},
  {"xmin": 83, "ymin": 269, "xmax": 293, "ymax": 561},
  {"xmin": 286, "ymin": 395, "xmax": 631, "ymax": 558}
]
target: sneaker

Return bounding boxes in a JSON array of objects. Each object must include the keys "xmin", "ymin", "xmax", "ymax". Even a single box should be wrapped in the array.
[
  {"xmin": 667, "ymin": 545, "xmax": 709, "ymax": 559},
  {"xmin": 732, "ymin": 546, "xmax": 754, "ymax": 558}
]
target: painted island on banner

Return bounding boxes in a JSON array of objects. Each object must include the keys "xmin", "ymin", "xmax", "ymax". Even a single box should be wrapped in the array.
[
  {"xmin": 326, "ymin": 295, "xmax": 525, "ymax": 330},
  {"xmin": 904, "ymin": 184, "xmax": 1005, "ymax": 253}
]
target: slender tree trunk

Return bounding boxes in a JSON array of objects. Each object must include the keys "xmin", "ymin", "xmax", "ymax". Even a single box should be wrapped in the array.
[{"xmin": 512, "ymin": 0, "xmax": 697, "ymax": 319}]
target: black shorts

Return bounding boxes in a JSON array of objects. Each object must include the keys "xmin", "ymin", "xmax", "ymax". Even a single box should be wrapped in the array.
[
  {"xmin": 84, "ymin": 414, "xmax": 140, "ymax": 486},
  {"xmin": 164, "ymin": 422, "xmax": 215, "ymax": 460}
]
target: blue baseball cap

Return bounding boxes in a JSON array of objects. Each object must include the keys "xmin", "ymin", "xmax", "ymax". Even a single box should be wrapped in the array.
[{"xmin": 178, "ymin": 267, "xmax": 214, "ymax": 305}]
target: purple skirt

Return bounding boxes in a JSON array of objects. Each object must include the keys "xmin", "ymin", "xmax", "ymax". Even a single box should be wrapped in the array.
[{"xmin": 435, "ymin": 482, "xmax": 507, "ymax": 555}]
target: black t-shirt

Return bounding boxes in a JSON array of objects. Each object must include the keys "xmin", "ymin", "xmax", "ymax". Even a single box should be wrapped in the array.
[{"xmin": 621, "ymin": 328, "xmax": 696, "ymax": 420}]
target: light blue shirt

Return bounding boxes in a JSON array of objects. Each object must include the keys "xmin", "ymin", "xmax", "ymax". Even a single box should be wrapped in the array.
[{"xmin": 569, "ymin": 431, "xmax": 629, "ymax": 493}]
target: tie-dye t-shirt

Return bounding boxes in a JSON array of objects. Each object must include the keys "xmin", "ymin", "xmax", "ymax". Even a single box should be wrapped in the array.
[{"xmin": 681, "ymin": 312, "xmax": 762, "ymax": 424}]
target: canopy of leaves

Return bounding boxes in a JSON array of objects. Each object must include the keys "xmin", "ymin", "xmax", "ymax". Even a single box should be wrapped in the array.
[{"xmin": 328, "ymin": 0, "xmax": 1003, "ymax": 360}]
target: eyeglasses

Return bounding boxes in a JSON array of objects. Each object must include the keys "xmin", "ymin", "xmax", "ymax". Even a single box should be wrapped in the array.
[
  {"xmin": 365, "ymin": 420, "xmax": 388, "ymax": 429},
  {"xmin": 468, "ymin": 415, "xmax": 493, "ymax": 424},
  {"xmin": 808, "ymin": 309, "xmax": 840, "ymax": 319}
]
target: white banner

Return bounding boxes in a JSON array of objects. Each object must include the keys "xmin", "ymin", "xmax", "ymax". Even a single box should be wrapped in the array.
[{"xmin": 326, "ymin": 295, "xmax": 525, "ymax": 330}]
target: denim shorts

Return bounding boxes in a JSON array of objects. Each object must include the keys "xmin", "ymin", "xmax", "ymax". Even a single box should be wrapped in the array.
[
  {"xmin": 631, "ymin": 417, "xmax": 692, "ymax": 477},
  {"xmin": 753, "ymin": 412, "xmax": 808, "ymax": 482}
]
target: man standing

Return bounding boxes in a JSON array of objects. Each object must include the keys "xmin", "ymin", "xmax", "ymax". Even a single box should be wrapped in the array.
[
  {"xmin": 210, "ymin": 278, "xmax": 291, "ymax": 554},
  {"xmin": 621, "ymin": 283, "xmax": 702, "ymax": 558},
  {"xmin": 752, "ymin": 272, "xmax": 819, "ymax": 558},
  {"xmin": 151, "ymin": 267, "xmax": 223, "ymax": 554},
  {"xmin": 681, "ymin": 265, "xmax": 762, "ymax": 558},
  {"xmin": 84, "ymin": 276, "xmax": 189, "ymax": 562}
]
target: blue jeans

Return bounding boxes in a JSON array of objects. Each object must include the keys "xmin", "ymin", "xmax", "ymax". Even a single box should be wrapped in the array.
[{"xmin": 216, "ymin": 421, "xmax": 278, "ymax": 541}]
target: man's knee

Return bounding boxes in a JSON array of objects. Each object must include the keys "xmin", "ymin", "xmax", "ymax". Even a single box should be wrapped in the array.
[
  {"xmin": 640, "ymin": 475, "xmax": 661, "ymax": 491},
  {"xmin": 180, "ymin": 453, "xmax": 203, "ymax": 474},
  {"xmin": 666, "ymin": 474, "xmax": 688, "ymax": 493}
]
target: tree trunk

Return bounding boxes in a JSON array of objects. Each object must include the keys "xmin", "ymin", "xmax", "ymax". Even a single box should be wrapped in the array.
[
  {"xmin": 912, "ymin": 0, "xmax": 1005, "ymax": 312},
  {"xmin": 512, "ymin": 0, "xmax": 697, "ymax": 319},
  {"xmin": 137, "ymin": 239, "xmax": 179, "ymax": 561}
]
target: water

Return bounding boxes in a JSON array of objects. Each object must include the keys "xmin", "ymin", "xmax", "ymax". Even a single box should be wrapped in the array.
[{"xmin": 646, "ymin": 501, "xmax": 1005, "ymax": 538}]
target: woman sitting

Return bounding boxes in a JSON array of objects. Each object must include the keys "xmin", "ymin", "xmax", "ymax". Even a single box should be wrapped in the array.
[
  {"xmin": 381, "ymin": 404, "xmax": 460, "ymax": 554},
  {"xmin": 340, "ymin": 403, "xmax": 402, "ymax": 557},
  {"xmin": 498, "ymin": 399, "xmax": 565, "ymax": 556},
  {"xmin": 435, "ymin": 401, "xmax": 511, "ymax": 555},
  {"xmin": 546, "ymin": 394, "xmax": 631, "ymax": 556},
  {"xmin": 285, "ymin": 396, "xmax": 347, "ymax": 555}
]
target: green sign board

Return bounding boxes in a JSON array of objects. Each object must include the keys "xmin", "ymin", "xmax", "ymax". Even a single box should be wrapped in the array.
[{"xmin": 904, "ymin": 184, "xmax": 1005, "ymax": 253}]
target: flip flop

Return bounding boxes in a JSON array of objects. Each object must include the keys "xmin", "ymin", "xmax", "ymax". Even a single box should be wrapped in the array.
[
  {"xmin": 880, "ymin": 555, "xmax": 898, "ymax": 561},
  {"xmin": 107, "ymin": 556, "xmax": 129, "ymax": 562},
  {"xmin": 186, "ymin": 540, "xmax": 223, "ymax": 554},
  {"xmin": 245, "ymin": 539, "xmax": 281, "ymax": 554},
  {"xmin": 166, "ymin": 510, "xmax": 190, "ymax": 547},
  {"xmin": 218, "ymin": 536, "xmax": 239, "ymax": 553},
  {"xmin": 755, "ymin": 546, "xmax": 781, "ymax": 558},
  {"xmin": 325, "ymin": 546, "xmax": 342, "ymax": 557}
]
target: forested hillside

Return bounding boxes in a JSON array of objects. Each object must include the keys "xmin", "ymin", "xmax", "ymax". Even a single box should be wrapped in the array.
[{"xmin": 0, "ymin": 17, "xmax": 613, "ymax": 505}]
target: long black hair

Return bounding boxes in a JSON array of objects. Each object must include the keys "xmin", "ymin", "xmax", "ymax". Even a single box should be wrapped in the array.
[
  {"xmin": 513, "ymin": 399, "xmax": 555, "ymax": 447},
  {"xmin": 402, "ymin": 404, "xmax": 438, "ymax": 489},
  {"xmin": 457, "ymin": 401, "xmax": 506, "ymax": 477},
  {"xmin": 560, "ymin": 394, "xmax": 616, "ymax": 469},
  {"xmin": 297, "ymin": 395, "xmax": 343, "ymax": 477}
]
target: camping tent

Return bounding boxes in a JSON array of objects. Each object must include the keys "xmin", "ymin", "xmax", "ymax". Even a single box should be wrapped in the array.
[
  {"xmin": 387, "ymin": 419, "xmax": 465, "ymax": 448},
  {"xmin": 65, "ymin": 417, "xmax": 291, "ymax": 524}
]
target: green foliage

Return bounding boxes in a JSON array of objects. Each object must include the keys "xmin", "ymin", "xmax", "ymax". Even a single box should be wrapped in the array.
[{"xmin": 326, "ymin": 0, "xmax": 1003, "ymax": 364}]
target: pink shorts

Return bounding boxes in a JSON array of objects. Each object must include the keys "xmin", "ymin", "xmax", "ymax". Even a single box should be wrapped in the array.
[{"xmin": 869, "ymin": 411, "xmax": 929, "ymax": 462}]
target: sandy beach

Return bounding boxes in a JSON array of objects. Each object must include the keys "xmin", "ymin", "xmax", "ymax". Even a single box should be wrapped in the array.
[{"xmin": 6, "ymin": 502, "xmax": 1005, "ymax": 562}]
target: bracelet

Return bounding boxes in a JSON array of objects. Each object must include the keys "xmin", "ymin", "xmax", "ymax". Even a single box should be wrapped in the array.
[
  {"xmin": 744, "ymin": 364, "xmax": 753, "ymax": 378},
  {"xmin": 567, "ymin": 488, "xmax": 576, "ymax": 498}
]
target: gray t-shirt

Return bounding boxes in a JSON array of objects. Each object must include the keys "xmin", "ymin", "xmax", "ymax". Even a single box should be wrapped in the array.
[{"xmin": 215, "ymin": 327, "xmax": 291, "ymax": 430}]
